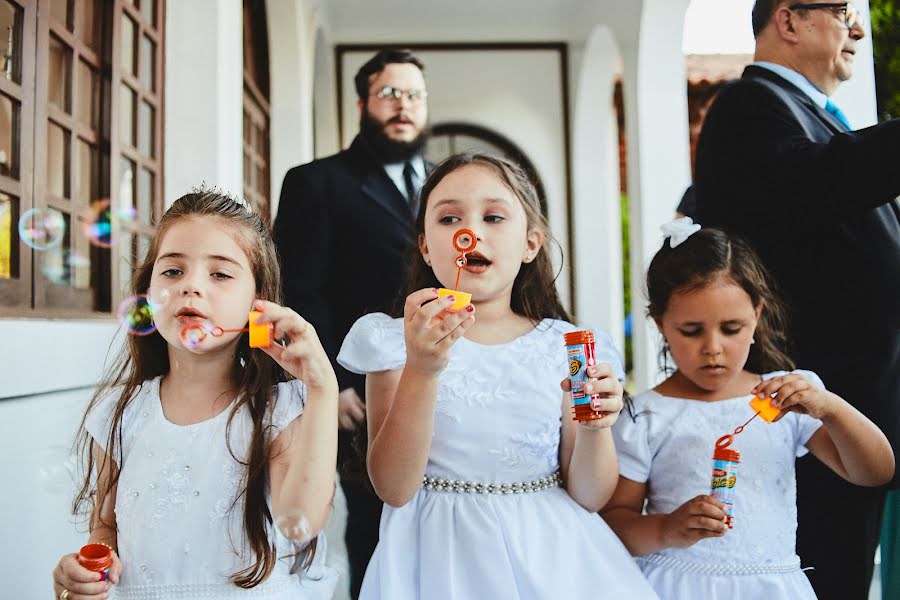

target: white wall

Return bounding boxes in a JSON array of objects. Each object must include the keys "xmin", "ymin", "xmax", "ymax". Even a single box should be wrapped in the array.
[{"xmin": 340, "ymin": 48, "xmax": 572, "ymax": 308}]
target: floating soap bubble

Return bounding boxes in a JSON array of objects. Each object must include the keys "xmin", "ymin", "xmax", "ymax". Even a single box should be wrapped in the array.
[
  {"xmin": 40, "ymin": 250, "xmax": 90, "ymax": 285},
  {"xmin": 180, "ymin": 323, "xmax": 209, "ymax": 349},
  {"xmin": 276, "ymin": 511, "xmax": 314, "ymax": 548},
  {"xmin": 147, "ymin": 287, "xmax": 171, "ymax": 315},
  {"xmin": 18, "ymin": 208, "xmax": 66, "ymax": 250},
  {"xmin": 117, "ymin": 294, "xmax": 156, "ymax": 335},
  {"xmin": 34, "ymin": 445, "xmax": 79, "ymax": 494},
  {"xmin": 83, "ymin": 199, "xmax": 138, "ymax": 249}
]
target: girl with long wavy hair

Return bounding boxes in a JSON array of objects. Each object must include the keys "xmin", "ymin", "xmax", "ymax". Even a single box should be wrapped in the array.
[
  {"xmin": 337, "ymin": 153, "xmax": 657, "ymax": 599},
  {"xmin": 51, "ymin": 191, "xmax": 338, "ymax": 599}
]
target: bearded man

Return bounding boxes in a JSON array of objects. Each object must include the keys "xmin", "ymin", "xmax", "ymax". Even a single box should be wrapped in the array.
[{"xmin": 273, "ymin": 49, "xmax": 430, "ymax": 598}]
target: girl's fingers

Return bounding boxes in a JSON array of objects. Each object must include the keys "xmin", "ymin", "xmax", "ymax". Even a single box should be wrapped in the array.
[
  {"xmin": 770, "ymin": 379, "xmax": 809, "ymax": 408},
  {"xmin": 559, "ymin": 377, "xmax": 572, "ymax": 392},
  {"xmin": 689, "ymin": 515, "xmax": 729, "ymax": 532},
  {"xmin": 403, "ymin": 288, "xmax": 440, "ymax": 321},
  {"xmin": 436, "ymin": 312, "xmax": 476, "ymax": 349},
  {"xmin": 415, "ymin": 293, "xmax": 460, "ymax": 328},
  {"xmin": 586, "ymin": 363, "xmax": 615, "ymax": 380}
]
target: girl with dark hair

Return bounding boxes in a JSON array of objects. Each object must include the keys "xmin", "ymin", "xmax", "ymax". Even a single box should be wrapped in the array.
[
  {"xmin": 337, "ymin": 153, "xmax": 657, "ymax": 599},
  {"xmin": 604, "ymin": 220, "xmax": 893, "ymax": 600},
  {"xmin": 51, "ymin": 191, "xmax": 338, "ymax": 599}
]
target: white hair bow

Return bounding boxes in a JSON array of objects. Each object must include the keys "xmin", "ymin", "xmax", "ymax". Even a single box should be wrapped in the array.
[{"xmin": 661, "ymin": 217, "xmax": 701, "ymax": 248}]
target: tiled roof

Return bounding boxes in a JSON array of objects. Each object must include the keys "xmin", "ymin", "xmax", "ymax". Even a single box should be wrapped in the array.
[{"xmin": 686, "ymin": 54, "xmax": 753, "ymax": 84}]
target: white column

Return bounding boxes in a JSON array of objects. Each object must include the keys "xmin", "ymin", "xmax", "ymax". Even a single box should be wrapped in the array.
[
  {"xmin": 570, "ymin": 25, "xmax": 624, "ymax": 353},
  {"xmin": 164, "ymin": 0, "xmax": 243, "ymax": 206}
]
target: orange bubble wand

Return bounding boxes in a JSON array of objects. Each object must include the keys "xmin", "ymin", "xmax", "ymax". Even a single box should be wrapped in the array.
[
  {"xmin": 180, "ymin": 310, "xmax": 273, "ymax": 349},
  {"xmin": 437, "ymin": 228, "xmax": 476, "ymax": 309}
]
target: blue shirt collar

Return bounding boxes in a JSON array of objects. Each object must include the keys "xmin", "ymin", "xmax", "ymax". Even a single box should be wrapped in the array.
[{"xmin": 753, "ymin": 61, "xmax": 829, "ymax": 109}]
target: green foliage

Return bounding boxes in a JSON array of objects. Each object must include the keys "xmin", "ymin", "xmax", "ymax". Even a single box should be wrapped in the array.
[{"xmin": 871, "ymin": 0, "xmax": 900, "ymax": 120}]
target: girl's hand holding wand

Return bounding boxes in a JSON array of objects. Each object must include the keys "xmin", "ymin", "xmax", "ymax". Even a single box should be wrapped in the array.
[{"xmin": 404, "ymin": 288, "xmax": 475, "ymax": 375}]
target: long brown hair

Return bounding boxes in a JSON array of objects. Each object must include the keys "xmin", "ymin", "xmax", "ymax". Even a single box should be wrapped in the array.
[
  {"xmin": 72, "ymin": 190, "xmax": 316, "ymax": 588},
  {"xmin": 403, "ymin": 152, "xmax": 571, "ymax": 323},
  {"xmin": 646, "ymin": 227, "xmax": 794, "ymax": 374}
]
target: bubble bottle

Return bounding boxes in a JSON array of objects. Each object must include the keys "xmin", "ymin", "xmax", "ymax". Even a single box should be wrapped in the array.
[
  {"xmin": 77, "ymin": 543, "xmax": 113, "ymax": 581},
  {"xmin": 711, "ymin": 435, "xmax": 741, "ymax": 528},
  {"xmin": 437, "ymin": 228, "xmax": 476, "ymax": 310},
  {"xmin": 563, "ymin": 330, "xmax": 604, "ymax": 422}
]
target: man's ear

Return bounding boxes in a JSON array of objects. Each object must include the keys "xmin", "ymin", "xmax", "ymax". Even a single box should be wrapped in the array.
[
  {"xmin": 774, "ymin": 6, "xmax": 800, "ymax": 41},
  {"xmin": 357, "ymin": 98, "xmax": 364, "ymax": 118}
]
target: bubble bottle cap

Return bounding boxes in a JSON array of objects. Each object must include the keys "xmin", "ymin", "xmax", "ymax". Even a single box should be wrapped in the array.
[
  {"xmin": 77, "ymin": 543, "xmax": 113, "ymax": 574},
  {"xmin": 564, "ymin": 330, "xmax": 595, "ymax": 346},
  {"xmin": 248, "ymin": 310, "xmax": 273, "ymax": 348},
  {"xmin": 749, "ymin": 395, "xmax": 782, "ymax": 423}
]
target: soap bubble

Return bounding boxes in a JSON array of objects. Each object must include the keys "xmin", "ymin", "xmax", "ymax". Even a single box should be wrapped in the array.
[
  {"xmin": 117, "ymin": 294, "xmax": 156, "ymax": 335},
  {"xmin": 83, "ymin": 200, "xmax": 138, "ymax": 249},
  {"xmin": 180, "ymin": 323, "xmax": 209, "ymax": 349},
  {"xmin": 40, "ymin": 249, "xmax": 90, "ymax": 285},
  {"xmin": 18, "ymin": 208, "xmax": 66, "ymax": 250},
  {"xmin": 34, "ymin": 445, "xmax": 79, "ymax": 494},
  {"xmin": 276, "ymin": 511, "xmax": 314, "ymax": 548},
  {"xmin": 147, "ymin": 287, "xmax": 171, "ymax": 315}
]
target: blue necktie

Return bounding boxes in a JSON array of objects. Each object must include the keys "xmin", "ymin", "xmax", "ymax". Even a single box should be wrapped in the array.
[{"xmin": 825, "ymin": 99, "xmax": 852, "ymax": 130}]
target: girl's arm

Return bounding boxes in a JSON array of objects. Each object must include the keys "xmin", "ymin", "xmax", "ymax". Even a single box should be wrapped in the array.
[
  {"xmin": 257, "ymin": 300, "xmax": 339, "ymax": 539},
  {"xmin": 558, "ymin": 363, "xmax": 622, "ymax": 512},
  {"xmin": 52, "ymin": 443, "xmax": 123, "ymax": 599},
  {"xmin": 366, "ymin": 289, "xmax": 475, "ymax": 507},
  {"xmin": 753, "ymin": 375, "xmax": 895, "ymax": 486},
  {"xmin": 601, "ymin": 477, "xmax": 728, "ymax": 556}
]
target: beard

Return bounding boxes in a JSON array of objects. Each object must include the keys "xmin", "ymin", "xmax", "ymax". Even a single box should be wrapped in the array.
[{"xmin": 359, "ymin": 109, "xmax": 429, "ymax": 164}]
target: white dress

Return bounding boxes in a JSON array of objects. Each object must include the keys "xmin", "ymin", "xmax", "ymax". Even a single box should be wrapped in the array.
[
  {"xmin": 85, "ymin": 376, "xmax": 337, "ymax": 600},
  {"xmin": 612, "ymin": 370, "xmax": 825, "ymax": 600},
  {"xmin": 337, "ymin": 313, "xmax": 658, "ymax": 600}
]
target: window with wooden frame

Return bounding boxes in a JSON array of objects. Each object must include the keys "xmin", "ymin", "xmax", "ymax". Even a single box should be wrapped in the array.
[
  {"xmin": 242, "ymin": 0, "xmax": 270, "ymax": 221},
  {"xmin": 0, "ymin": 0, "xmax": 164, "ymax": 317}
]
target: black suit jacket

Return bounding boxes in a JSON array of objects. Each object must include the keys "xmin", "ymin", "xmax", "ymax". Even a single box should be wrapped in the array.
[
  {"xmin": 273, "ymin": 136, "xmax": 422, "ymax": 394},
  {"xmin": 695, "ymin": 65, "xmax": 900, "ymax": 486}
]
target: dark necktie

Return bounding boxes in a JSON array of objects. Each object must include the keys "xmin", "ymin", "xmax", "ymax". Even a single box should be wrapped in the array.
[
  {"xmin": 403, "ymin": 161, "xmax": 418, "ymax": 216},
  {"xmin": 825, "ymin": 98, "xmax": 852, "ymax": 130}
]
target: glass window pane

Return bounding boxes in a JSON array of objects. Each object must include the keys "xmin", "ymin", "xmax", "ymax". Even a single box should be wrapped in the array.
[
  {"xmin": 243, "ymin": 153, "xmax": 252, "ymax": 188},
  {"xmin": 138, "ymin": 167, "xmax": 152, "ymax": 225},
  {"xmin": 75, "ymin": 59, "xmax": 98, "ymax": 129},
  {"xmin": 0, "ymin": 192, "xmax": 15, "ymax": 279},
  {"xmin": 48, "ymin": 35, "xmax": 71, "ymax": 112},
  {"xmin": 42, "ymin": 209, "xmax": 72, "ymax": 286},
  {"xmin": 51, "ymin": 0, "xmax": 70, "ymax": 29},
  {"xmin": 140, "ymin": 0, "xmax": 155, "ymax": 26},
  {"xmin": 138, "ymin": 100, "xmax": 153, "ymax": 157},
  {"xmin": 119, "ymin": 156, "xmax": 135, "ymax": 223},
  {"xmin": 75, "ymin": 139, "xmax": 95, "ymax": 204},
  {"xmin": 118, "ymin": 231, "xmax": 134, "ymax": 292},
  {"xmin": 47, "ymin": 122, "xmax": 69, "ymax": 198},
  {"xmin": 139, "ymin": 34, "xmax": 155, "ymax": 90},
  {"xmin": 0, "ymin": 1, "xmax": 22, "ymax": 84},
  {"xmin": 77, "ymin": 0, "xmax": 99, "ymax": 52},
  {"xmin": 121, "ymin": 14, "xmax": 136, "ymax": 77},
  {"xmin": 120, "ymin": 84, "xmax": 135, "ymax": 147},
  {"xmin": 0, "ymin": 93, "xmax": 19, "ymax": 178}
]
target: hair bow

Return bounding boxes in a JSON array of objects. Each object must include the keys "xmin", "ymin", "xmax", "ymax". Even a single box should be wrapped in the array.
[{"xmin": 661, "ymin": 217, "xmax": 701, "ymax": 248}]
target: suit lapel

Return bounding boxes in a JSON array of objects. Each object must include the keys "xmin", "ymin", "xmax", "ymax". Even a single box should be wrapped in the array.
[
  {"xmin": 744, "ymin": 66, "xmax": 846, "ymax": 135},
  {"xmin": 348, "ymin": 137, "xmax": 414, "ymax": 228}
]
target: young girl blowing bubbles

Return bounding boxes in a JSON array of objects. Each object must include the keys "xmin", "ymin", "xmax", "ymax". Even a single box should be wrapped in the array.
[
  {"xmin": 337, "ymin": 153, "xmax": 657, "ymax": 599},
  {"xmin": 51, "ymin": 192, "xmax": 338, "ymax": 600},
  {"xmin": 605, "ymin": 221, "xmax": 894, "ymax": 599}
]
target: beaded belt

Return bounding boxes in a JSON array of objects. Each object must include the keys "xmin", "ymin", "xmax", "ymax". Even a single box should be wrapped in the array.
[
  {"xmin": 639, "ymin": 553, "xmax": 803, "ymax": 576},
  {"xmin": 421, "ymin": 471, "xmax": 561, "ymax": 494}
]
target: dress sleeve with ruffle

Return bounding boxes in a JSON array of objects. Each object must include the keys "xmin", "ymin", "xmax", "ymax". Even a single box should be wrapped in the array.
[
  {"xmin": 337, "ymin": 313, "xmax": 406, "ymax": 374},
  {"xmin": 762, "ymin": 369, "xmax": 825, "ymax": 457},
  {"xmin": 269, "ymin": 379, "xmax": 307, "ymax": 440}
]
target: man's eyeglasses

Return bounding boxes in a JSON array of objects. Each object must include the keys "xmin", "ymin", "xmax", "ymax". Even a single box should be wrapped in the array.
[
  {"xmin": 371, "ymin": 85, "xmax": 428, "ymax": 104},
  {"xmin": 787, "ymin": 2, "xmax": 864, "ymax": 31}
]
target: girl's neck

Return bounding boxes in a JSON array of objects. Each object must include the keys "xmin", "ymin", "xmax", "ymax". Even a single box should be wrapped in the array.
[
  {"xmin": 655, "ymin": 369, "xmax": 762, "ymax": 402},
  {"xmin": 465, "ymin": 293, "xmax": 538, "ymax": 345},
  {"xmin": 161, "ymin": 345, "xmax": 239, "ymax": 423}
]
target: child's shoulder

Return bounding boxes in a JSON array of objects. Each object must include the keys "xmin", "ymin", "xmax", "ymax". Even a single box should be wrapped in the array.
[
  {"xmin": 84, "ymin": 376, "xmax": 161, "ymax": 458},
  {"xmin": 762, "ymin": 369, "xmax": 826, "ymax": 389}
]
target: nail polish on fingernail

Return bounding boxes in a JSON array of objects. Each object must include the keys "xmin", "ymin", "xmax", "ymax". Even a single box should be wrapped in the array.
[
  {"xmin": 465, "ymin": 304, "xmax": 475, "ymax": 312},
  {"xmin": 446, "ymin": 295, "xmax": 455, "ymax": 302}
]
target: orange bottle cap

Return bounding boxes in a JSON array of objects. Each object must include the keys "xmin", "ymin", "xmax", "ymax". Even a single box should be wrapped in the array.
[
  {"xmin": 564, "ymin": 330, "xmax": 594, "ymax": 346},
  {"xmin": 77, "ymin": 544, "xmax": 113, "ymax": 573},
  {"xmin": 437, "ymin": 288, "xmax": 472, "ymax": 310},
  {"xmin": 749, "ymin": 396, "xmax": 782, "ymax": 423},
  {"xmin": 248, "ymin": 310, "xmax": 273, "ymax": 348}
]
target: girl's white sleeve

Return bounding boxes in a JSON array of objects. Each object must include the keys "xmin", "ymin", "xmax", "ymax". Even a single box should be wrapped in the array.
[
  {"xmin": 83, "ymin": 389, "xmax": 119, "ymax": 458},
  {"xmin": 337, "ymin": 312, "xmax": 406, "ymax": 374},
  {"xmin": 612, "ymin": 400, "xmax": 653, "ymax": 483}
]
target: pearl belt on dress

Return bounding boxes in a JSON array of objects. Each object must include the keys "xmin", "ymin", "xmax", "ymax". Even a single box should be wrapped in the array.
[{"xmin": 421, "ymin": 471, "xmax": 561, "ymax": 494}]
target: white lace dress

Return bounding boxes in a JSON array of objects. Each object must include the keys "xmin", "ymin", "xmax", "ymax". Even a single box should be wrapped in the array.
[
  {"xmin": 84, "ymin": 376, "xmax": 337, "ymax": 600},
  {"xmin": 612, "ymin": 370, "xmax": 825, "ymax": 600},
  {"xmin": 337, "ymin": 313, "xmax": 658, "ymax": 600}
]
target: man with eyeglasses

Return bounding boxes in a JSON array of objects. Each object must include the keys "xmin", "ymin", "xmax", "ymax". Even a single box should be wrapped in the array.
[
  {"xmin": 694, "ymin": 2, "xmax": 900, "ymax": 599},
  {"xmin": 273, "ymin": 48, "xmax": 431, "ymax": 599}
]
